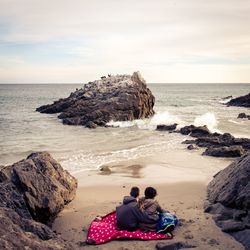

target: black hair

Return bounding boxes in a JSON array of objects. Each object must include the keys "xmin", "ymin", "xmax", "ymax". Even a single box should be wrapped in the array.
[
  {"xmin": 130, "ymin": 186, "xmax": 140, "ymax": 198},
  {"xmin": 144, "ymin": 187, "xmax": 157, "ymax": 199}
]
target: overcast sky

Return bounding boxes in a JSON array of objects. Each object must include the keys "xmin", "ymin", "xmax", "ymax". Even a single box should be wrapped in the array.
[{"xmin": 0, "ymin": 0, "xmax": 250, "ymax": 83}]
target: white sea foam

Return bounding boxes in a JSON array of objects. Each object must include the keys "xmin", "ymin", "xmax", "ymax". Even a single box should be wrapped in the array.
[
  {"xmin": 60, "ymin": 137, "xmax": 183, "ymax": 173},
  {"xmin": 219, "ymin": 97, "xmax": 232, "ymax": 104},
  {"xmin": 107, "ymin": 111, "xmax": 181, "ymax": 130},
  {"xmin": 228, "ymin": 119, "xmax": 242, "ymax": 125},
  {"xmin": 194, "ymin": 112, "xmax": 219, "ymax": 132}
]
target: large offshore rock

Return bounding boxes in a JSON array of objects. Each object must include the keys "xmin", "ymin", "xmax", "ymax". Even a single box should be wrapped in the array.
[
  {"xmin": 0, "ymin": 152, "xmax": 77, "ymax": 249},
  {"xmin": 227, "ymin": 93, "xmax": 250, "ymax": 108},
  {"xmin": 205, "ymin": 153, "xmax": 250, "ymax": 249},
  {"xmin": 37, "ymin": 72, "xmax": 155, "ymax": 127}
]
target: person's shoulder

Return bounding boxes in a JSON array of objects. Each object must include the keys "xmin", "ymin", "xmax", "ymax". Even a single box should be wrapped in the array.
[
  {"xmin": 154, "ymin": 199, "xmax": 160, "ymax": 205},
  {"xmin": 138, "ymin": 196, "xmax": 145, "ymax": 202}
]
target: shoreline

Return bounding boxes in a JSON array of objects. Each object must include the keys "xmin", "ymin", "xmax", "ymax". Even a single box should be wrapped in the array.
[{"xmin": 52, "ymin": 158, "xmax": 244, "ymax": 250}]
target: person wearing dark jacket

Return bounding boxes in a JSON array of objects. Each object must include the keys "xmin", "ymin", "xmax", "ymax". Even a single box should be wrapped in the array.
[{"xmin": 116, "ymin": 187, "xmax": 158, "ymax": 231}]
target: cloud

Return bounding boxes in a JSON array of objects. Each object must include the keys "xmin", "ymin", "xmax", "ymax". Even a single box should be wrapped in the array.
[{"xmin": 0, "ymin": 0, "xmax": 250, "ymax": 82}]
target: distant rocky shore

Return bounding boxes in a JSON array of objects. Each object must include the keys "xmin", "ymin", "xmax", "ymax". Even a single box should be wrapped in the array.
[
  {"xmin": 227, "ymin": 92, "xmax": 250, "ymax": 108},
  {"xmin": 157, "ymin": 124, "xmax": 250, "ymax": 158},
  {"xmin": 0, "ymin": 152, "xmax": 77, "ymax": 249},
  {"xmin": 37, "ymin": 72, "xmax": 155, "ymax": 128},
  {"xmin": 205, "ymin": 152, "xmax": 250, "ymax": 250}
]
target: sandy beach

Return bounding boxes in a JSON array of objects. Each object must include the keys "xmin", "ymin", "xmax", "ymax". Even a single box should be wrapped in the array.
[{"xmin": 53, "ymin": 152, "xmax": 244, "ymax": 250}]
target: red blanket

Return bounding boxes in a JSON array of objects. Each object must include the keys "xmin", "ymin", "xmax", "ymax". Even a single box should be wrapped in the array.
[{"xmin": 86, "ymin": 211, "xmax": 173, "ymax": 245}]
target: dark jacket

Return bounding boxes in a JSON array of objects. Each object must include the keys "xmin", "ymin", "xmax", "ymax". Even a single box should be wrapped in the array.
[
  {"xmin": 116, "ymin": 196, "xmax": 158, "ymax": 231},
  {"xmin": 138, "ymin": 197, "xmax": 165, "ymax": 232}
]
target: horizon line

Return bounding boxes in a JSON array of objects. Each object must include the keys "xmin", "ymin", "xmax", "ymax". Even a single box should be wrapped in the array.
[{"xmin": 1, "ymin": 82, "xmax": 250, "ymax": 85}]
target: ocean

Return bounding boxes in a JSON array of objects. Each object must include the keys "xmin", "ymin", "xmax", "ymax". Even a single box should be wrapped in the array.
[{"xmin": 0, "ymin": 83, "xmax": 249, "ymax": 178}]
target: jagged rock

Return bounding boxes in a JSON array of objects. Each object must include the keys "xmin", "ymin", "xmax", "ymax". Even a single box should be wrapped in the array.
[
  {"xmin": 202, "ymin": 145, "xmax": 245, "ymax": 157},
  {"xmin": 207, "ymin": 153, "xmax": 250, "ymax": 209},
  {"xmin": 231, "ymin": 230, "xmax": 250, "ymax": 250},
  {"xmin": 227, "ymin": 93, "xmax": 250, "ymax": 108},
  {"xmin": 219, "ymin": 220, "xmax": 245, "ymax": 232},
  {"xmin": 204, "ymin": 203, "xmax": 234, "ymax": 220},
  {"xmin": 0, "ymin": 152, "xmax": 77, "ymax": 224},
  {"xmin": 0, "ymin": 152, "xmax": 77, "ymax": 249},
  {"xmin": 0, "ymin": 207, "xmax": 72, "ymax": 249},
  {"xmin": 238, "ymin": 113, "xmax": 247, "ymax": 119},
  {"xmin": 156, "ymin": 123, "xmax": 178, "ymax": 131},
  {"xmin": 180, "ymin": 125, "xmax": 211, "ymax": 137},
  {"xmin": 205, "ymin": 153, "xmax": 250, "ymax": 249},
  {"xmin": 179, "ymin": 125, "xmax": 250, "ymax": 158},
  {"xmin": 237, "ymin": 112, "xmax": 250, "ymax": 119},
  {"xmin": 37, "ymin": 72, "xmax": 155, "ymax": 128},
  {"xmin": 85, "ymin": 121, "xmax": 97, "ymax": 129}
]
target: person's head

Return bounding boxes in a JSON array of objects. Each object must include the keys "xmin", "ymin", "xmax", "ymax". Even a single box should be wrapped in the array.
[
  {"xmin": 130, "ymin": 186, "xmax": 140, "ymax": 198},
  {"xmin": 144, "ymin": 187, "xmax": 157, "ymax": 199}
]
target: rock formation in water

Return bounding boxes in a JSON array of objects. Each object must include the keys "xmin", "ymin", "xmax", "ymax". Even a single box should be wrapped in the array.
[
  {"xmin": 238, "ymin": 112, "xmax": 250, "ymax": 120},
  {"xmin": 156, "ymin": 123, "xmax": 178, "ymax": 131},
  {"xmin": 227, "ymin": 93, "xmax": 250, "ymax": 108},
  {"xmin": 180, "ymin": 126, "xmax": 250, "ymax": 157},
  {"xmin": 156, "ymin": 124, "xmax": 250, "ymax": 157},
  {"xmin": 0, "ymin": 152, "xmax": 77, "ymax": 249},
  {"xmin": 36, "ymin": 72, "xmax": 155, "ymax": 128},
  {"xmin": 205, "ymin": 152, "xmax": 250, "ymax": 250}
]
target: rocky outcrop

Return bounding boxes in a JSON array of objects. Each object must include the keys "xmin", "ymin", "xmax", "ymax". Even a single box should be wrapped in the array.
[
  {"xmin": 238, "ymin": 112, "xmax": 250, "ymax": 120},
  {"xmin": 156, "ymin": 123, "xmax": 178, "ymax": 131},
  {"xmin": 180, "ymin": 125, "xmax": 211, "ymax": 138},
  {"xmin": 202, "ymin": 145, "xmax": 245, "ymax": 157},
  {"xmin": 179, "ymin": 125, "xmax": 249, "ymax": 157},
  {"xmin": 227, "ymin": 93, "xmax": 250, "ymax": 108},
  {"xmin": 37, "ymin": 72, "xmax": 155, "ymax": 128},
  {"xmin": 155, "ymin": 123, "xmax": 249, "ymax": 157},
  {"xmin": 0, "ymin": 207, "xmax": 72, "ymax": 249},
  {"xmin": 205, "ymin": 152, "xmax": 250, "ymax": 249},
  {"xmin": 0, "ymin": 152, "xmax": 77, "ymax": 249}
]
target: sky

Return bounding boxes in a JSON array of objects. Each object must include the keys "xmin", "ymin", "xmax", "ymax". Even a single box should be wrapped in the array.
[{"xmin": 0, "ymin": 0, "xmax": 250, "ymax": 83}]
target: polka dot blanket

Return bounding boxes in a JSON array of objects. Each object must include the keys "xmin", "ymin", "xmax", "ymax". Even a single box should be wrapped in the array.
[{"xmin": 86, "ymin": 211, "xmax": 173, "ymax": 245}]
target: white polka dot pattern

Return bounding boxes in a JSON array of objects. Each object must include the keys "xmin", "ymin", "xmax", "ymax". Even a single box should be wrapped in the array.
[{"xmin": 86, "ymin": 211, "xmax": 173, "ymax": 245}]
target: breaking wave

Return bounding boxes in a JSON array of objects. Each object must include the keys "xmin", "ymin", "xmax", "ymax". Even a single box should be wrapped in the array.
[
  {"xmin": 194, "ymin": 112, "xmax": 219, "ymax": 132},
  {"xmin": 107, "ymin": 111, "xmax": 181, "ymax": 130},
  {"xmin": 60, "ymin": 137, "xmax": 183, "ymax": 173}
]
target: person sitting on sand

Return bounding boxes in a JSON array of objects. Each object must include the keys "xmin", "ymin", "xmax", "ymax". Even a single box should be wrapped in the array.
[
  {"xmin": 138, "ymin": 186, "xmax": 166, "ymax": 232},
  {"xmin": 116, "ymin": 186, "xmax": 158, "ymax": 232}
]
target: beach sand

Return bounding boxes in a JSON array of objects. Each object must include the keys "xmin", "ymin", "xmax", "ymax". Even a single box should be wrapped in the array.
[{"xmin": 53, "ymin": 152, "xmax": 244, "ymax": 250}]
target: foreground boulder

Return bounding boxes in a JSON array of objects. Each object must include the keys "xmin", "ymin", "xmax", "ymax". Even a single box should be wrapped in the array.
[
  {"xmin": 37, "ymin": 72, "xmax": 155, "ymax": 128},
  {"xmin": 205, "ymin": 153, "xmax": 250, "ymax": 249},
  {"xmin": 0, "ymin": 152, "xmax": 77, "ymax": 249},
  {"xmin": 227, "ymin": 93, "xmax": 250, "ymax": 108},
  {"xmin": 0, "ymin": 207, "xmax": 72, "ymax": 249}
]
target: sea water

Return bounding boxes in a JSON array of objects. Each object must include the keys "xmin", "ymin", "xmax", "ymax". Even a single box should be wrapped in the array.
[{"xmin": 0, "ymin": 83, "xmax": 249, "ymax": 176}]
